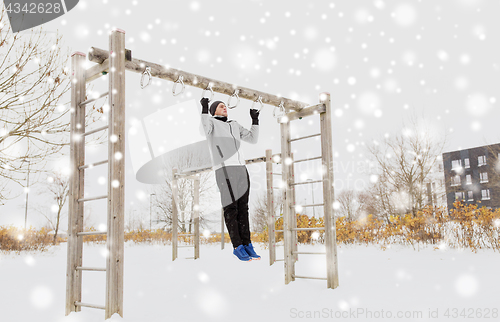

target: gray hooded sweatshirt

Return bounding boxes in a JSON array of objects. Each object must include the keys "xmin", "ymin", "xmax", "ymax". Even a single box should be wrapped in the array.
[{"xmin": 200, "ymin": 113, "xmax": 259, "ymax": 170}]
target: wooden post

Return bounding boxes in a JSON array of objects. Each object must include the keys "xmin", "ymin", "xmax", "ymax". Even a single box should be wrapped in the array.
[
  {"xmin": 319, "ymin": 92, "xmax": 339, "ymax": 289},
  {"xmin": 280, "ymin": 119, "xmax": 295, "ymax": 284},
  {"xmin": 194, "ymin": 176, "xmax": 200, "ymax": 259},
  {"xmin": 221, "ymin": 208, "xmax": 225, "ymax": 250},
  {"xmin": 291, "ymin": 152, "xmax": 298, "ymax": 262},
  {"xmin": 172, "ymin": 168, "xmax": 178, "ymax": 261},
  {"xmin": 65, "ymin": 52, "xmax": 86, "ymax": 316},
  {"xmin": 106, "ymin": 29, "xmax": 126, "ymax": 319},
  {"xmin": 266, "ymin": 149, "xmax": 276, "ymax": 265}
]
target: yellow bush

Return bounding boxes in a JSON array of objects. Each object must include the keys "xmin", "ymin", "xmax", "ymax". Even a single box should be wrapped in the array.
[{"xmin": 0, "ymin": 226, "xmax": 55, "ymax": 253}]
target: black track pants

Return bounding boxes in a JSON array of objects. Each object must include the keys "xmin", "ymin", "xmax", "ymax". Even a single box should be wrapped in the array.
[{"xmin": 215, "ymin": 166, "xmax": 251, "ymax": 248}]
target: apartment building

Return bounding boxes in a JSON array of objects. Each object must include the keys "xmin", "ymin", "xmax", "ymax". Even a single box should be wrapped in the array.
[{"xmin": 442, "ymin": 143, "xmax": 500, "ymax": 211}]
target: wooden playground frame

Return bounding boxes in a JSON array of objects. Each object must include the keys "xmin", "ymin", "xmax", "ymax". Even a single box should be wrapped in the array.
[{"xmin": 67, "ymin": 28, "xmax": 338, "ymax": 319}]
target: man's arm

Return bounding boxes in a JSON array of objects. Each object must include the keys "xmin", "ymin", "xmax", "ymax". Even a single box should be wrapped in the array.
[
  {"xmin": 240, "ymin": 107, "xmax": 260, "ymax": 144},
  {"xmin": 240, "ymin": 124, "xmax": 259, "ymax": 144},
  {"xmin": 200, "ymin": 98, "xmax": 214, "ymax": 136}
]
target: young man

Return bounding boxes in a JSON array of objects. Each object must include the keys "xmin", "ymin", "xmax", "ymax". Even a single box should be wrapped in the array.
[{"xmin": 200, "ymin": 97, "xmax": 261, "ymax": 261}]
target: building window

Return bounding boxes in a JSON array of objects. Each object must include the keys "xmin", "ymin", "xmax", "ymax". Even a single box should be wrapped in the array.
[
  {"xmin": 467, "ymin": 191, "xmax": 473, "ymax": 201},
  {"xmin": 481, "ymin": 189, "xmax": 491, "ymax": 200},
  {"xmin": 464, "ymin": 158, "xmax": 470, "ymax": 168},
  {"xmin": 480, "ymin": 172, "xmax": 488, "ymax": 183},
  {"xmin": 455, "ymin": 191, "xmax": 465, "ymax": 200},
  {"xmin": 466, "ymin": 174, "xmax": 472, "ymax": 185},
  {"xmin": 451, "ymin": 159, "xmax": 462, "ymax": 169},
  {"xmin": 478, "ymin": 155, "xmax": 487, "ymax": 166},
  {"xmin": 451, "ymin": 175, "xmax": 461, "ymax": 186}
]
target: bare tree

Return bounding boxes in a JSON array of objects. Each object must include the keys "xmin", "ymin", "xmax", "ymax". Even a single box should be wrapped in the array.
[
  {"xmin": 336, "ymin": 189, "xmax": 369, "ymax": 222},
  {"xmin": 366, "ymin": 118, "xmax": 446, "ymax": 217},
  {"xmin": 251, "ymin": 190, "xmax": 284, "ymax": 232},
  {"xmin": 0, "ymin": 8, "xmax": 103, "ymax": 203},
  {"xmin": 34, "ymin": 171, "xmax": 69, "ymax": 243},
  {"xmin": 151, "ymin": 150, "xmax": 216, "ymax": 233}
]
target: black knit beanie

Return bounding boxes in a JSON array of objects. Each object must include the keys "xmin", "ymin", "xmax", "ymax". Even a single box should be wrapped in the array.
[{"xmin": 210, "ymin": 100, "xmax": 224, "ymax": 116}]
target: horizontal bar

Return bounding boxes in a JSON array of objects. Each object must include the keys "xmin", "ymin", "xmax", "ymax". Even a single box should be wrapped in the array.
[
  {"xmin": 83, "ymin": 125, "xmax": 108, "ymax": 137},
  {"xmin": 174, "ymin": 174, "xmax": 199, "ymax": 180},
  {"xmin": 76, "ymin": 266, "xmax": 106, "ymax": 271},
  {"xmin": 275, "ymin": 230, "xmax": 284, "ymax": 233},
  {"xmin": 85, "ymin": 58, "xmax": 110, "ymax": 83},
  {"xmin": 291, "ymin": 179, "xmax": 324, "ymax": 186},
  {"xmin": 272, "ymin": 187, "xmax": 282, "ymax": 190},
  {"xmin": 75, "ymin": 301, "xmax": 105, "ymax": 310},
  {"xmin": 246, "ymin": 157, "xmax": 266, "ymax": 164},
  {"xmin": 292, "ymin": 274, "xmax": 327, "ymax": 281},
  {"xmin": 290, "ymin": 227, "xmax": 325, "ymax": 231},
  {"xmin": 79, "ymin": 91, "xmax": 109, "ymax": 107},
  {"xmin": 78, "ymin": 195, "xmax": 108, "ymax": 202},
  {"xmin": 178, "ymin": 245, "xmax": 195, "ymax": 248},
  {"xmin": 299, "ymin": 203, "xmax": 324, "ymax": 208},
  {"xmin": 293, "ymin": 156, "xmax": 322, "ymax": 164},
  {"xmin": 272, "ymin": 173, "xmax": 282, "ymax": 176},
  {"xmin": 275, "ymin": 259, "xmax": 285, "ymax": 261},
  {"xmin": 77, "ymin": 231, "xmax": 107, "ymax": 236},
  {"xmin": 173, "ymin": 154, "xmax": 281, "ymax": 177},
  {"xmin": 79, "ymin": 159, "xmax": 108, "ymax": 170},
  {"xmin": 185, "ymin": 257, "xmax": 195, "ymax": 259},
  {"xmin": 292, "ymin": 251, "xmax": 326, "ymax": 255},
  {"xmin": 178, "ymin": 233, "xmax": 195, "ymax": 236},
  {"xmin": 88, "ymin": 47, "xmax": 309, "ymax": 112},
  {"xmin": 289, "ymin": 133, "xmax": 321, "ymax": 142},
  {"xmin": 281, "ymin": 103, "xmax": 326, "ymax": 122}
]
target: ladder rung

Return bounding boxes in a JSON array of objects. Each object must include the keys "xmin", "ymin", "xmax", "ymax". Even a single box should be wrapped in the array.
[
  {"xmin": 272, "ymin": 187, "xmax": 282, "ymax": 190},
  {"xmin": 75, "ymin": 301, "xmax": 105, "ymax": 310},
  {"xmin": 79, "ymin": 159, "xmax": 109, "ymax": 170},
  {"xmin": 298, "ymin": 203, "xmax": 324, "ymax": 208},
  {"xmin": 185, "ymin": 257, "xmax": 196, "ymax": 259},
  {"xmin": 78, "ymin": 195, "xmax": 108, "ymax": 202},
  {"xmin": 290, "ymin": 227, "xmax": 325, "ymax": 231},
  {"xmin": 275, "ymin": 259, "xmax": 285, "ymax": 261},
  {"xmin": 77, "ymin": 231, "xmax": 107, "ymax": 236},
  {"xmin": 178, "ymin": 245, "xmax": 195, "ymax": 248},
  {"xmin": 178, "ymin": 233, "xmax": 195, "ymax": 236},
  {"xmin": 293, "ymin": 156, "xmax": 322, "ymax": 164},
  {"xmin": 83, "ymin": 125, "xmax": 109, "ymax": 137},
  {"xmin": 76, "ymin": 266, "xmax": 106, "ymax": 271},
  {"xmin": 79, "ymin": 91, "xmax": 109, "ymax": 107},
  {"xmin": 291, "ymin": 179, "xmax": 324, "ymax": 186},
  {"xmin": 272, "ymin": 173, "xmax": 282, "ymax": 176},
  {"xmin": 289, "ymin": 133, "xmax": 321, "ymax": 142},
  {"xmin": 275, "ymin": 230, "xmax": 284, "ymax": 232},
  {"xmin": 292, "ymin": 251, "xmax": 326, "ymax": 255},
  {"xmin": 292, "ymin": 274, "xmax": 327, "ymax": 281}
]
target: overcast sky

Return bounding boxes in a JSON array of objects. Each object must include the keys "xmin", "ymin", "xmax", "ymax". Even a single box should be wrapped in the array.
[{"xmin": 3, "ymin": 0, "xmax": 500, "ymax": 230}]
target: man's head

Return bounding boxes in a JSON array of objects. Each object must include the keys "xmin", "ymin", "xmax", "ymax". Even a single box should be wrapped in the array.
[{"xmin": 210, "ymin": 100, "xmax": 227, "ymax": 117}]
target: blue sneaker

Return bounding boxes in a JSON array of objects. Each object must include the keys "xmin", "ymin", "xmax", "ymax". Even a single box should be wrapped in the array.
[
  {"xmin": 244, "ymin": 243, "xmax": 261, "ymax": 260},
  {"xmin": 233, "ymin": 245, "xmax": 251, "ymax": 261}
]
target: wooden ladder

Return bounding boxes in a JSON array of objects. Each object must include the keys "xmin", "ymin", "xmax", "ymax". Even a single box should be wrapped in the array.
[
  {"xmin": 280, "ymin": 93, "xmax": 339, "ymax": 289},
  {"xmin": 66, "ymin": 29, "xmax": 126, "ymax": 319},
  {"xmin": 171, "ymin": 169, "xmax": 200, "ymax": 260}
]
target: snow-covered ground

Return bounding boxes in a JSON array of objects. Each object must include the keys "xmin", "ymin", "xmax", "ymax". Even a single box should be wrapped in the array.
[{"xmin": 1, "ymin": 242, "xmax": 499, "ymax": 322}]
